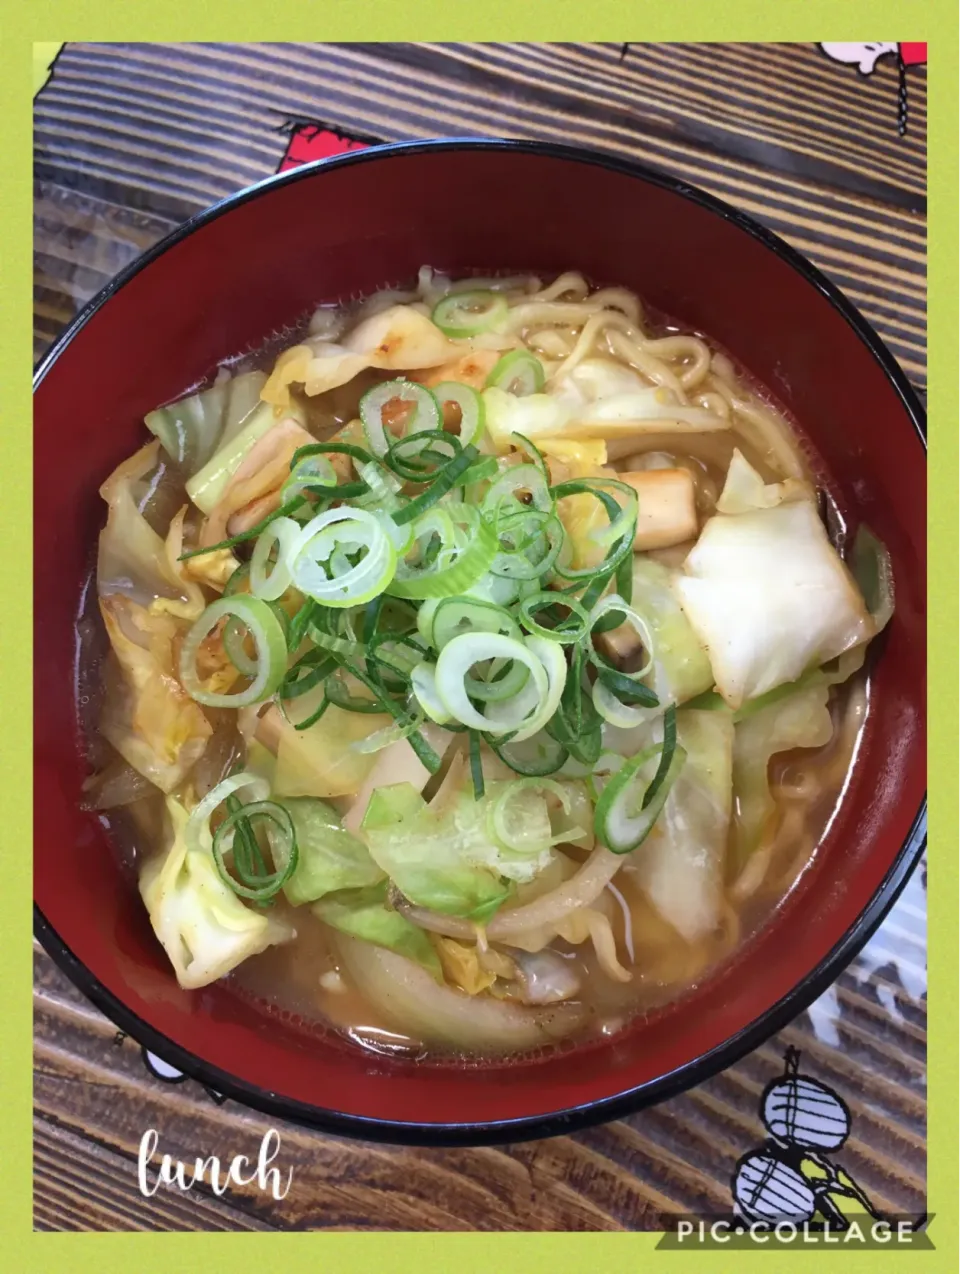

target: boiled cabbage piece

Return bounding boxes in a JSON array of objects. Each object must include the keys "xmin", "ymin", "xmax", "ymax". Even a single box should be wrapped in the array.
[
  {"xmin": 280, "ymin": 797, "xmax": 384, "ymax": 905},
  {"xmin": 260, "ymin": 306, "xmax": 476, "ymax": 412},
  {"xmin": 482, "ymin": 357, "xmax": 726, "ymax": 454},
  {"xmin": 145, "ymin": 369, "xmax": 267, "ymax": 478},
  {"xmin": 631, "ymin": 557, "xmax": 714, "ymax": 707},
  {"xmin": 312, "ymin": 881, "xmax": 442, "ymax": 981},
  {"xmin": 256, "ymin": 690, "xmax": 394, "ymax": 800},
  {"xmin": 715, "ymin": 447, "xmax": 812, "ymax": 515},
  {"xmin": 360, "ymin": 782, "xmax": 511, "ymax": 920},
  {"xmin": 731, "ymin": 684, "xmax": 834, "ymax": 864},
  {"xmin": 96, "ymin": 443, "xmax": 214, "ymax": 793},
  {"xmin": 632, "ymin": 709, "xmax": 735, "ymax": 943},
  {"xmin": 675, "ymin": 499, "xmax": 873, "ymax": 710},
  {"xmin": 358, "ymin": 774, "xmax": 590, "ymax": 921},
  {"xmin": 140, "ymin": 798, "xmax": 293, "ymax": 989},
  {"xmin": 97, "ymin": 441, "xmax": 204, "ymax": 614},
  {"xmin": 98, "ymin": 599, "xmax": 212, "ymax": 793}
]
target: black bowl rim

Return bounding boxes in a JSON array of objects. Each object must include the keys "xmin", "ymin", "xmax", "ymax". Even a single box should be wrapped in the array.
[{"xmin": 33, "ymin": 136, "xmax": 927, "ymax": 1148}]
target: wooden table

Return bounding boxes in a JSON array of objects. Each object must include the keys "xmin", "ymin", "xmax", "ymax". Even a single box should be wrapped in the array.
[{"xmin": 33, "ymin": 41, "xmax": 927, "ymax": 1232}]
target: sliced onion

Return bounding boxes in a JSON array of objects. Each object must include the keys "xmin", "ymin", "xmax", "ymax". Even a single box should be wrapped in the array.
[
  {"xmin": 335, "ymin": 934, "xmax": 584, "ymax": 1051},
  {"xmin": 487, "ymin": 846, "xmax": 623, "ymax": 940}
]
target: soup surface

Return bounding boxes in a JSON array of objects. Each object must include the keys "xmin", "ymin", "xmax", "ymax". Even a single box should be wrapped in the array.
[{"xmin": 78, "ymin": 268, "xmax": 891, "ymax": 1060}]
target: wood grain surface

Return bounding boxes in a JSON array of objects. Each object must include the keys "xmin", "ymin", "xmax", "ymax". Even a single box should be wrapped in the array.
[{"xmin": 33, "ymin": 41, "xmax": 927, "ymax": 1233}]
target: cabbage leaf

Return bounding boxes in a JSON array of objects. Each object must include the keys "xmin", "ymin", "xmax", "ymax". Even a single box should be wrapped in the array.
[
  {"xmin": 360, "ymin": 782, "xmax": 511, "ymax": 918},
  {"xmin": 731, "ymin": 685, "xmax": 834, "ymax": 864},
  {"xmin": 280, "ymin": 797, "xmax": 384, "ymax": 905},
  {"xmin": 145, "ymin": 369, "xmax": 267, "ymax": 477},
  {"xmin": 633, "ymin": 709, "xmax": 735, "ymax": 942},
  {"xmin": 675, "ymin": 498, "xmax": 874, "ymax": 709},
  {"xmin": 140, "ymin": 798, "xmax": 293, "ymax": 989},
  {"xmin": 312, "ymin": 881, "xmax": 442, "ymax": 981}
]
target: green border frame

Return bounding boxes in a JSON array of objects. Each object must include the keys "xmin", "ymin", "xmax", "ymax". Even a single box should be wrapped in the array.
[{"xmin": 4, "ymin": 5, "xmax": 957, "ymax": 1268}]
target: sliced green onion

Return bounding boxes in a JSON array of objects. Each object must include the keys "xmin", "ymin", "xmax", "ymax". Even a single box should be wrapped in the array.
[
  {"xmin": 178, "ymin": 495, "xmax": 306, "ymax": 561},
  {"xmin": 468, "ymin": 731, "xmax": 485, "ymax": 800},
  {"xmin": 488, "ymin": 635, "xmax": 567, "ymax": 742},
  {"xmin": 592, "ymin": 678, "xmax": 657, "ymax": 728},
  {"xmin": 410, "ymin": 662, "xmax": 453, "ymax": 724},
  {"xmin": 551, "ymin": 479, "xmax": 636, "ymax": 586},
  {"xmin": 213, "ymin": 798, "xmax": 298, "ymax": 902},
  {"xmin": 221, "ymin": 616, "xmax": 259, "ymax": 678},
  {"xmin": 279, "ymin": 647, "xmax": 336, "ymax": 702},
  {"xmin": 184, "ymin": 771, "xmax": 270, "ymax": 855},
  {"xmin": 485, "ymin": 349, "xmax": 545, "ymax": 396},
  {"xmin": 387, "ymin": 504, "xmax": 497, "ymax": 600},
  {"xmin": 432, "ymin": 381, "xmax": 486, "ymax": 448},
  {"xmin": 343, "ymin": 661, "xmax": 442, "ymax": 773},
  {"xmin": 223, "ymin": 562, "xmax": 250, "ymax": 596},
  {"xmin": 306, "ymin": 619, "xmax": 365, "ymax": 662},
  {"xmin": 465, "ymin": 653, "xmax": 531, "ymax": 704},
  {"xmin": 249, "ymin": 515, "xmax": 301, "ymax": 602},
  {"xmin": 431, "ymin": 597, "xmax": 521, "ymax": 650},
  {"xmin": 488, "ymin": 778, "xmax": 578, "ymax": 853},
  {"xmin": 482, "ymin": 463, "xmax": 553, "ymax": 516},
  {"xmin": 490, "ymin": 509, "xmax": 565, "ymax": 581},
  {"xmin": 350, "ymin": 710, "xmax": 427, "ymax": 755},
  {"xmin": 518, "ymin": 591, "xmax": 590, "ymax": 644},
  {"xmin": 492, "ymin": 731, "xmax": 569, "ymax": 777},
  {"xmin": 281, "ymin": 454, "xmax": 338, "ymax": 507},
  {"xmin": 354, "ymin": 459, "xmax": 404, "ymax": 515},
  {"xmin": 180, "ymin": 595, "xmax": 288, "ymax": 708},
  {"xmin": 360, "ymin": 379, "xmax": 440, "ymax": 458},
  {"xmin": 594, "ymin": 665, "xmax": 659, "ymax": 708},
  {"xmin": 456, "ymin": 455, "xmax": 499, "ymax": 490},
  {"xmin": 510, "ymin": 431, "xmax": 549, "ymax": 478},
  {"xmin": 385, "ymin": 428, "xmax": 460, "ymax": 482},
  {"xmin": 593, "ymin": 708, "xmax": 684, "ymax": 854},
  {"xmin": 587, "ymin": 594, "xmax": 656, "ymax": 682},
  {"xmin": 285, "ymin": 598, "xmax": 316, "ymax": 652},
  {"xmin": 324, "ymin": 669, "xmax": 384, "ymax": 714},
  {"xmin": 288, "ymin": 507, "xmax": 397, "ymax": 607},
  {"xmin": 431, "ymin": 289, "xmax": 508, "ymax": 338},
  {"xmin": 390, "ymin": 443, "xmax": 479, "ymax": 527},
  {"xmin": 434, "ymin": 632, "xmax": 548, "ymax": 736}
]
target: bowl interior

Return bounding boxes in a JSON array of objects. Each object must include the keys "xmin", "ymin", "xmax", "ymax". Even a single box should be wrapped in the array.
[{"xmin": 34, "ymin": 143, "xmax": 926, "ymax": 1135}]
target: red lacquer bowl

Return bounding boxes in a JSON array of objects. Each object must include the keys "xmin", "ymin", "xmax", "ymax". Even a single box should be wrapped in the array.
[{"xmin": 34, "ymin": 140, "xmax": 926, "ymax": 1145}]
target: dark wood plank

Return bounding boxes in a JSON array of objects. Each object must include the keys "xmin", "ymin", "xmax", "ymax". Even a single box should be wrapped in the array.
[{"xmin": 33, "ymin": 41, "xmax": 926, "ymax": 385}]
